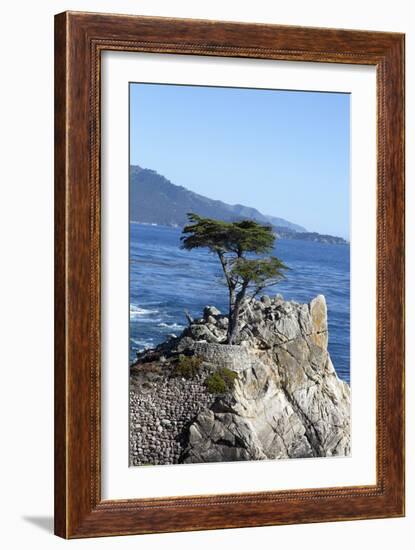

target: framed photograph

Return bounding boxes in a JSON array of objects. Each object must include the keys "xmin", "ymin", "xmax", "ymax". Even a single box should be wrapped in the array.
[{"xmin": 54, "ymin": 11, "xmax": 405, "ymax": 538}]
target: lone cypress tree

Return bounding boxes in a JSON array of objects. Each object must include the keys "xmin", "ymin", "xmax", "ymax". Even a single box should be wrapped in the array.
[{"xmin": 181, "ymin": 213, "xmax": 288, "ymax": 344}]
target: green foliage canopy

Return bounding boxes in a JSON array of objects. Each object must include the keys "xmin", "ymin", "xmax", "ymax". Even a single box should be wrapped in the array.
[{"xmin": 181, "ymin": 214, "xmax": 275, "ymax": 255}]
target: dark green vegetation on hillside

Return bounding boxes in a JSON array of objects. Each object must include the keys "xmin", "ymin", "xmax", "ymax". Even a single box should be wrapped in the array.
[{"xmin": 129, "ymin": 165, "xmax": 306, "ymax": 232}]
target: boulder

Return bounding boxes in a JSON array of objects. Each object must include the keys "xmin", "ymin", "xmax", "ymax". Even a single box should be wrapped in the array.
[
  {"xmin": 203, "ymin": 305, "xmax": 221, "ymax": 319},
  {"xmin": 217, "ymin": 316, "xmax": 229, "ymax": 329},
  {"xmin": 309, "ymin": 294, "xmax": 329, "ymax": 348},
  {"xmin": 260, "ymin": 294, "xmax": 272, "ymax": 307},
  {"xmin": 186, "ymin": 323, "xmax": 220, "ymax": 343}
]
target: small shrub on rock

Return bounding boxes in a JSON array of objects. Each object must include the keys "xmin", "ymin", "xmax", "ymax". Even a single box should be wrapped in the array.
[
  {"xmin": 172, "ymin": 354, "xmax": 203, "ymax": 379},
  {"xmin": 205, "ymin": 368, "xmax": 238, "ymax": 394}
]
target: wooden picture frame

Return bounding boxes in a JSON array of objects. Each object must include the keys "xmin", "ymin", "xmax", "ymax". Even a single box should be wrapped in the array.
[{"xmin": 54, "ymin": 11, "xmax": 405, "ymax": 538}]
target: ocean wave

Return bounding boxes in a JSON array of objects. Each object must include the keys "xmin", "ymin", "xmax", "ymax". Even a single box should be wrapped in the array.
[
  {"xmin": 130, "ymin": 338, "xmax": 154, "ymax": 350},
  {"xmin": 157, "ymin": 322, "xmax": 184, "ymax": 330},
  {"xmin": 130, "ymin": 304, "xmax": 159, "ymax": 319}
]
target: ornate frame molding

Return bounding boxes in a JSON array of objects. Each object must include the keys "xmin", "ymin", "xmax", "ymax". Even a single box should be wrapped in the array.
[{"xmin": 55, "ymin": 11, "xmax": 405, "ymax": 538}]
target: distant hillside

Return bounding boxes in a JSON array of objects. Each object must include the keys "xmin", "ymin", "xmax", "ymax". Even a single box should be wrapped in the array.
[
  {"xmin": 273, "ymin": 229, "xmax": 348, "ymax": 245},
  {"xmin": 129, "ymin": 166, "xmax": 306, "ymax": 232},
  {"xmin": 129, "ymin": 166, "xmax": 348, "ymax": 245}
]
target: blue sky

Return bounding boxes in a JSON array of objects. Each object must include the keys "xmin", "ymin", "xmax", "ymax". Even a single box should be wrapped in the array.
[{"xmin": 130, "ymin": 83, "xmax": 350, "ymax": 238}]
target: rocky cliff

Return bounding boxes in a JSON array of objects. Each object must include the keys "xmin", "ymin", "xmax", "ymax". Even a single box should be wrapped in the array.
[{"xmin": 129, "ymin": 294, "xmax": 350, "ymax": 466}]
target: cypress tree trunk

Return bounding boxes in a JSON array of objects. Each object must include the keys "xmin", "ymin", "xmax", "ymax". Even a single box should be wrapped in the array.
[
  {"xmin": 227, "ymin": 299, "xmax": 242, "ymax": 344},
  {"xmin": 227, "ymin": 288, "xmax": 236, "ymax": 344},
  {"xmin": 227, "ymin": 285, "xmax": 247, "ymax": 345}
]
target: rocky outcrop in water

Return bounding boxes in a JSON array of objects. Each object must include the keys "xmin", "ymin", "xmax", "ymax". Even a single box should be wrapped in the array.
[{"xmin": 129, "ymin": 294, "xmax": 350, "ymax": 466}]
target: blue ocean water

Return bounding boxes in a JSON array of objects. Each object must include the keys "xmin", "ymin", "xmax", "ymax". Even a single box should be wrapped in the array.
[{"xmin": 130, "ymin": 223, "xmax": 350, "ymax": 383}]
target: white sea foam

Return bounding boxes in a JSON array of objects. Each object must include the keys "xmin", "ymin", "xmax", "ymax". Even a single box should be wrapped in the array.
[
  {"xmin": 157, "ymin": 322, "xmax": 184, "ymax": 330},
  {"xmin": 130, "ymin": 338, "xmax": 154, "ymax": 350},
  {"xmin": 129, "ymin": 304, "xmax": 159, "ymax": 319}
]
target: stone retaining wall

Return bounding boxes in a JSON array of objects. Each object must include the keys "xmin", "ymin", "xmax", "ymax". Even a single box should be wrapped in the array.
[
  {"xmin": 129, "ymin": 367, "xmax": 215, "ymax": 466},
  {"xmin": 192, "ymin": 342, "xmax": 253, "ymax": 373}
]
